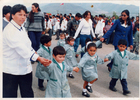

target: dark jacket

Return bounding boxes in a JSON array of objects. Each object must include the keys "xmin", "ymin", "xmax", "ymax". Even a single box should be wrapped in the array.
[
  {"xmin": 103, "ymin": 19, "xmax": 133, "ymax": 47},
  {"xmin": 67, "ymin": 18, "xmax": 80, "ymax": 37}
]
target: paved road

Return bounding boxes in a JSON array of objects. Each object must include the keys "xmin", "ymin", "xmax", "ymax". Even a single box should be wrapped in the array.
[{"xmin": 18, "ymin": 35, "xmax": 139, "ymax": 98}]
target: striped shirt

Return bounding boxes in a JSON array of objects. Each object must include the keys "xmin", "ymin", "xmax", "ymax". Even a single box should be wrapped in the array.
[{"xmin": 25, "ymin": 11, "xmax": 46, "ymax": 32}]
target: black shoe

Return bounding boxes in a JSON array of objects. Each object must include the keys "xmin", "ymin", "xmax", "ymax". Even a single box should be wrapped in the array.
[
  {"xmin": 39, "ymin": 87, "xmax": 45, "ymax": 91},
  {"xmin": 109, "ymin": 87, "xmax": 117, "ymax": 92},
  {"xmin": 82, "ymin": 91, "xmax": 90, "ymax": 97},
  {"xmin": 86, "ymin": 85, "xmax": 93, "ymax": 93},
  {"xmin": 123, "ymin": 90, "xmax": 131, "ymax": 95},
  {"xmin": 69, "ymin": 74, "xmax": 74, "ymax": 78}
]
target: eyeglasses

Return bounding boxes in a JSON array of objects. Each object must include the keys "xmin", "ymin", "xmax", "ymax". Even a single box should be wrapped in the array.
[{"xmin": 121, "ymin": 14, "xmax": 126, "ymax": 17}]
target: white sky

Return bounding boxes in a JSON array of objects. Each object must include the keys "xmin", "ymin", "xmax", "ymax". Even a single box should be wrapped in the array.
[{"xmin": 1, "ymin": 0, "xmax": 140, "ymax": 7}]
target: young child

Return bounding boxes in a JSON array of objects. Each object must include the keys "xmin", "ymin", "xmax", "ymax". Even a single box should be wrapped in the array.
[
  {"xmin": 57, "ymin": 33, "xmax": 66, "ymax": 47},
  {"xmin": 76, "ymin": 38, "xmax": 102, "ymax": 57},
  {"xmin": 64, "ymin": 36, "xmax": 78, "ymax": 78},
  {"xmin": 104, "ymin": 39, "xmax": 139, "ymax": 95},
  {"xmin": 74, "ymin": 42, "xmax": 106, "ymax": 97},
  {"xmin": 42, "ymin": 46, "xmax": 78, "ymax": 98},
  {"xmin": 130, "ymin": 26, "xmax": 139, "ymax": 54},
  {"xmin": 35, "ymin": 35, "xmax": 52, "ymax": 91}
]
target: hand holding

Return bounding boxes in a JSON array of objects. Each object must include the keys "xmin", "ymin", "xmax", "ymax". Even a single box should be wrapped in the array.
[
  {"xmin": 73, "ymin": 67, "xmax": 79, "ymax": 72},
  {"xmin": 104, "ymin": 58, "xmax": 109, "ymax": 62},
  {"xmin": 37, "ymin": 57, "xmax": 52, "ymax": 67},
  {"xmin": 100, "ymin": 38, "xmax": 104, "ymax": 42}
]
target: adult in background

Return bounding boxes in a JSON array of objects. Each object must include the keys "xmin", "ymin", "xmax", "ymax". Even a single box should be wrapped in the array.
[
  {"xmin": 67, "ymin": 13, "xmax": 81, "ymax": 52},
  {"xmin": 133, "ymin": 16, "xmax": 139, "ymax": 36},
  {"xmin": 2, "ymin": 5, "xmax": 11, "ymax": 30},
  {"xmin": 95, "ymin": 15, "xmax": 105, "ymax": 48},
  {"xmin": 25, "ymin": 3, "xmax": 46, "ymax": 52},
  {"xmin": 100, "ymin": 10, "xmax": 133, "ymax": 71},
  {"xmin": 61, "ymin": 14, "xmax": 67, "ymax": 33},
  {"xmin": 3, "ymin": 4, "xmax": 51, "ymax": 98},
  {"xmin": 73, "ymin": 11, "xmax": 96, "ymax": 57}
]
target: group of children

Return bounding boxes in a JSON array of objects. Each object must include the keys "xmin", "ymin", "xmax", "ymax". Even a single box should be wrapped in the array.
[{"xmin": 35, "ymin": 32, "xmax": 139, "ymax": 98}]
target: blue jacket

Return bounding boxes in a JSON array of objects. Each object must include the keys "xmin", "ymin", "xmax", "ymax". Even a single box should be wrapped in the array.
[{"xmin": 103, "ymin": 19, "xmax": 133, "ymax": 47}]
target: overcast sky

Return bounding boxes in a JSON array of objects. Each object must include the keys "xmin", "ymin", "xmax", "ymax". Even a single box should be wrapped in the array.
[{"xmin": 1, "ymin": 0, "xmax": 140, "ymax": 7}]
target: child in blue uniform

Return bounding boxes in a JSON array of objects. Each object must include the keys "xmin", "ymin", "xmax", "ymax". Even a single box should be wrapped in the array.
[
  {"xmin": 35, "ymin": 35, "xmax": 52, "ymax": 91},
  {"xmin": 76, "ymin": 38, "xmax": 102, "ymax": 57},
  {"xmin": 74, "ymin": 42, "xmax": 107, "ymax": 97},
  {"xmin": 64, "ymin": 36, "xmax": 78, "ymax": 78},
  {"xmin": 104, "ymin": 39, "xmax": 139, "ymax": 95},
  {"xmin": 57, "ymin": 33, "xmax": 66, "ymax": 47},
  {"xmin": 42, "ymin": 46, "xmax": 78, "ymax": 98}
]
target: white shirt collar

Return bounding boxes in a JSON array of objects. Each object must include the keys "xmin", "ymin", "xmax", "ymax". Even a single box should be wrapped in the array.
[
  {"xmin": 121, "ymin": 23, "xmax": 128, "ymax": 28},
  {"xmin": 3, "ymin": 17, "xmax": 9, "ymax": 22},
  {"xmin": 10, "ymin": 20, "xmax": 22, "ymax": 31},
  {"xmin": 44, "ymin": 46, "xmax": 49, "ymax": 50}
]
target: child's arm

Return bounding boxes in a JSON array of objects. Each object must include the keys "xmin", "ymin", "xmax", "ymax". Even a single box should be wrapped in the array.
[
  {"xmin": 104, "ymin": 51, "xmax": 115, "ymax": 61},
  {"xmin": 76, "ymin": 46, "xmax": 85, "ymax": 56},
  {"xmin": 128, "ymin": 51, "xmax": 139, "ymax": 60},
  {"xmin": 95, "ymin": 40, "xmax": 102, "ymax": 48},
  {"xmin": 97, "ymin": 55, "xmax": 104, "ymax": 64}
]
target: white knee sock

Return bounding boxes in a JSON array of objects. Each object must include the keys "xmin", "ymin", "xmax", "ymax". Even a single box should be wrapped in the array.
[
  {"xmin": 70, "ymin": 72, "xmax": 73, "ymax": 75},
  {"xmin": 88, "ymin": 83, "xmax": 92, "ymax": 86},
  {"xmin": 83, "ymin": 88, "xmax": 87, "ymax": 92}
]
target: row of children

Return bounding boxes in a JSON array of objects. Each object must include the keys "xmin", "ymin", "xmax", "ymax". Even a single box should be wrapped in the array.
[{"xmin": 35, "ymin": 33, "xmax": 139, "ymax": 98}]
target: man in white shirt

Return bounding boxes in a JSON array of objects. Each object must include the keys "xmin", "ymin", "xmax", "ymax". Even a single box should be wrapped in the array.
[
  {"xmin": 54, "ymin": 15, "xmax": 60, "ymax": 40},
  {"xmin": 47, "ymin": 16, "xmax": 53, "ymax": 37},
  {"xmin": 95, "ymin": 15, "xmax": 105, "ymax": 48},
  {"xmin": 2, "ymin": 5, "xmax": 11, "ymax": 30}
]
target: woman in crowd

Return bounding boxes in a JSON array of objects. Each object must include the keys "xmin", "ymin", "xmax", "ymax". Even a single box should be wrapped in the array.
[
  {"xmin": 3, "ymin": 4, "xmax": 51, "ymax": 98},
  {"xmin": 25, "ymin": 3, "xmax": 46, "ymax": 52},
  {"xmin": 73, "ymin": 10, "xmax": 96, "ymax": 57},
  {"xmin": 100, "ymin": 10, "xmax": 133, "ymax": 71}
]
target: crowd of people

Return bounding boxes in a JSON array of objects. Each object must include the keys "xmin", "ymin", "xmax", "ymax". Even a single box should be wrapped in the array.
[{"xmin": 2, "ymin": 3, "xmax": 139, "ymax": 98}]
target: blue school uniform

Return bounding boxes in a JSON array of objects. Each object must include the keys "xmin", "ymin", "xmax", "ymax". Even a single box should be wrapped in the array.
[
  {"xmin": 105, "ymin": 49, "xmax": 139, "ymax": 80},
  {"xmin": 64, "ymin": 44, "xmax": 78, "ymax": 68},
  {"xmin": 78, "ymin": 52, "xmax": 104, "ymax": 82},
  {"xmin": 35, "ymin": 45, "xmax": 52, "ymax": 80},
  {"xmin": 57, "ymin": 39, "xmax": 66, "ymax": 47},
  {"xmin": 43, "ymin": 59, "xmax": 73, "ymax": 98}
]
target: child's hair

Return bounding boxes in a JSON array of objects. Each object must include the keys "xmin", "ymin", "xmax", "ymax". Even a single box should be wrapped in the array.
[
  {"xmin": 53, "ymin": 46, "xmax": 66, "ymax": 56},
  {"xmin": 66, "ymin": 36, "xmax": 74, "ymax": 44},
  {"xmin": 86, "ymin": 42, "xmax": 97, "ymax": 52},
  {"xmin": 85, "ymin": 38, "xmax": 92, "ymax": 44},
  {"xmin": 40, "ymin": 35, "xmax": 52, "ymax": 45},
  {"xmin": 118, "ymin": 39, "xmax": 127, "ymax": 46},
  {"xmin": 60, "ymin": 32, "xmax": 66, "ymax": 37},
  {"xmin": 3, "ymin": 5, "xmax": 11, "ymax": 17},
  {"xmin": 85, "ymin": 38, "xmax": 92, "ymax": 51}
]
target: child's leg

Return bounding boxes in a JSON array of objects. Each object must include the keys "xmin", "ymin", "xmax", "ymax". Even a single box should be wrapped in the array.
[
  {"xmin": 38, "ymin": 79, "xmax": 44, "ymax": 87},
  {"xmin": 109, "ymin": 78, "xmax": 118, "ymax": 91},
  {"xmin": 82, "ymin": 81, "xmax": 90, "ymax": 97},
  {"xmin": 69, "ymin": 71, "xmax": 74, "ymax": 78},
  {"xmin": 89, "ymin": 78, "xmax": 98, "ymax": 84},
  {"xmin": 83, "ymin": 81, "xmax": 88, "ymax": 89},
  {"xmin": 85, "ymin": 78, "xmax": 98, "ymax": 93},
  {"xmin": 120, "ymin": 79, "xmax": 131, "ymax": 95}
]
